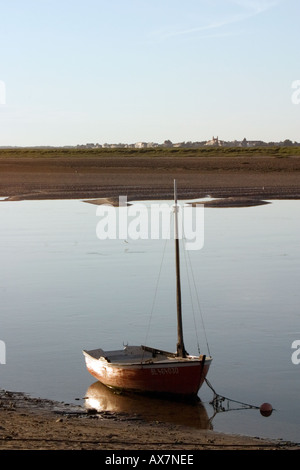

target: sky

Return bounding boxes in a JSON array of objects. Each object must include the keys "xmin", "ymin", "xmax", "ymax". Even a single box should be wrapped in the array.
[{"xmin": 0, "ymin": 0, "xmax": 299, "ymax": 146}]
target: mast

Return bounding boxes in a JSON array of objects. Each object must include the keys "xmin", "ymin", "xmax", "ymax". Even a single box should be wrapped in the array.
[{"xmin": 174, "ymin": 180, "xmax": 186, "ymax": 358}]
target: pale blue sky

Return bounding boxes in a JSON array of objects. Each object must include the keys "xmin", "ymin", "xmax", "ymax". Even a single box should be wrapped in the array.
[{"xmin": 0, "ymin": 0, "xmax": 299, "ymax": 146}]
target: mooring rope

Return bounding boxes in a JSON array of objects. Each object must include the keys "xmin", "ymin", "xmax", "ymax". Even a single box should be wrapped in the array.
[{"xmin": 205, "ymin": 378, "xmax": 260, "ymax": 411}]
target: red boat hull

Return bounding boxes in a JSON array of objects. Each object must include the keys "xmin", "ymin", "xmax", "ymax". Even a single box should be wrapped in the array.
[{"xmin": 84, "ymin": 351, "xmax": 211, "ymax": 398}]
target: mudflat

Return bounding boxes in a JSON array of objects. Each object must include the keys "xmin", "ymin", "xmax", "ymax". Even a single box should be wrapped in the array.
[{"xmin": 0, "ymin": 147, "xmax": 300, "ymax": 204}]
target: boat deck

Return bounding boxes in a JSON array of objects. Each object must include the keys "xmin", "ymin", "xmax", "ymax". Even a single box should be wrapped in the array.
[
  {"xmin": 84, "ymin": 346, "xmax": 167, "ymax": 364},
  {"xmin": 83, "ymin": 345, "xmax": 207, "ymax": 365}
]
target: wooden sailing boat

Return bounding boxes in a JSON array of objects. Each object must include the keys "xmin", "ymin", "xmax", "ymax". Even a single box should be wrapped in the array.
[{"xmin": 83, "ymin": 181, "xmax": 212, "ymax": 399}]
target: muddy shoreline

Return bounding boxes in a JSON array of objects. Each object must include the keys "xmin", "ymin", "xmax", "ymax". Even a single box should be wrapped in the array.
[
  {"xmin": 1, "ymin": 148, "xmax": 300, "ymax": 206},
  {"xmin": 0, "ymin": 390, "xmax": 299, "ymax": 451}
]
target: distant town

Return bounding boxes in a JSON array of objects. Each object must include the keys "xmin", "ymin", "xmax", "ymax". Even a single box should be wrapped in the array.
[
  {"xmin": 1, "ymin": 136, "xmax": 299, "ymax": 150},
  {"xmin": 76, "ymin": 136, "xmax": 299, "ymax": 149}
]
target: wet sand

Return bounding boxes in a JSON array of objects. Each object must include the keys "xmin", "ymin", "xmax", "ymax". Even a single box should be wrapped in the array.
[
  {"xmin": 0, "ymin": 390, "xmax": 298, "ymax": 451},
  {"xmin": 1, "ymin": 148, "xmax": 300, "ymax": 450}
]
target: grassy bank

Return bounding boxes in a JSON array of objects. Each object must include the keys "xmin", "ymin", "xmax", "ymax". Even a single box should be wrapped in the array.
[{"xmin": 1, "ymin": 145, "xmax": 300, "ymax": 159}]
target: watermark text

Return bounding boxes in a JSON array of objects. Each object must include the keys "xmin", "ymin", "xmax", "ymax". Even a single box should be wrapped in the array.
[
  {"xmin": 291, "ymin": 340, "xmax": 300, "ymax": 364},
  {"xmin": 291, "ymin": 80, "xmax": 300, "ymax": 105},
  {"xmin": 96, "ymin": 197, "xmax": 204, "ymax": 250},
  {"xmin": 0, "ymin": 340, "xmax": 6, "ymax": 364}
]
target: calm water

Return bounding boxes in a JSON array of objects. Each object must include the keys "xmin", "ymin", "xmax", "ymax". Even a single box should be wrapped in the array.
[{"xmin": 0, "ymin": 198, "xmax": 300, "ymax": 443}]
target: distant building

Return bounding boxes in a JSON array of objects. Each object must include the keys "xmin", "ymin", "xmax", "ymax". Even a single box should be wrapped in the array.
[
  {"xmin": 146, "ymin": 142, "xmax": 159, "ymax": 148},
  {"xmin": 205, "ymin": 136, "xmax": 222, "ymax": 147},
  {"xmin": 173, "ymin": 142, "xmax": 185, "ymax": 148},
  {"xmin": 135, "ymin": 142, "xmax": 147, "ymax": 148}
]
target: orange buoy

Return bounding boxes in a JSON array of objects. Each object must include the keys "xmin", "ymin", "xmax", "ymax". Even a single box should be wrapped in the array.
[{"xmin": 260, "ymin": 402, "xmax": 273, "ymax": 417}]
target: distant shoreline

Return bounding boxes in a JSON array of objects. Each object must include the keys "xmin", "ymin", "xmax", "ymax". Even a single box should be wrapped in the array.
[{"xmin": 0, "ymin": 147, "xmax": 299, "ymax": 205}]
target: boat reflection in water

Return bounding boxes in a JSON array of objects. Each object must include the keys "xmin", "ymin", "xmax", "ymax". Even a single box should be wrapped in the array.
[{"xmin": 85, "ymin": 381, "xmax": 212, "ymax": 431}]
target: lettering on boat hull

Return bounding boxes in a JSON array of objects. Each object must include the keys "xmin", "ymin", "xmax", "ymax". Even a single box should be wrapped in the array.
[{"xmin": 151, "ymin": 367, "xmax": 179, "ymax": 375}]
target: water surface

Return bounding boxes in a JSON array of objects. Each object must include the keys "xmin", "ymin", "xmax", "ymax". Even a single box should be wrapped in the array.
[{"xmin": 0, "ymin": 198, "xmax": 299, "ymax": 442}]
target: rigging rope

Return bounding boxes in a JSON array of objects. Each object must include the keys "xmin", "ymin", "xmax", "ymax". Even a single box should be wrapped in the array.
[
  {"xmin": 181, "ymin": 236, "xmax": 201, "ymax": 355},
  {"xmin": 142, "ymin": 216, "xmax": 171, "ymax": 355},
  {"xmin": 182, "ymin": 233, "xmax": 211, "ymax": 357},
  {"xmin": 142, "ymin": 201, "xmax": 211, "ymax": 359}
]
